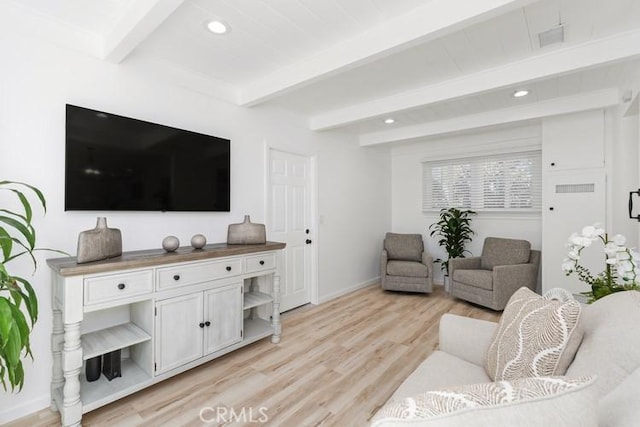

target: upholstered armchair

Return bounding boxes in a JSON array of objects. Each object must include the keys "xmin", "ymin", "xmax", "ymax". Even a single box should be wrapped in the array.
[
  {"xmin": 381, "ymin": 232, "xmax": 433, "ymax": 293},
  {"xmin": 449, "ymin": 237, "xmax": 540, "ymax": 310}
]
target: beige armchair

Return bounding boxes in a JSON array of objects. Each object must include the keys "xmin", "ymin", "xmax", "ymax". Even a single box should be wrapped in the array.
[
  {"xmin": 381, "ymin": 232, "xmax": 433, "ymax": 293},
  {"xmin": 449, "ymin": 237, "xmax": 540, "ymax": 310}
]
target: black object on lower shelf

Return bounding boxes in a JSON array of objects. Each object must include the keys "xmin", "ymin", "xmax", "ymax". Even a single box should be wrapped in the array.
[
  {"xmin": 102, "ymin": 349, "xmax": 122, "ymax": 381},
  {"xmin": 86, "ymin": 355, "xmax": 102, "ymax": 382}
]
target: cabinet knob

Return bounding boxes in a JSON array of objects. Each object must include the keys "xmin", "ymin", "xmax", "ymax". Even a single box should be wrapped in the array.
[
  {"xmin": 306, "ymin": 239, "xmax": 312, "ymax": 244},
  {"xmin": 199, "ymin": 322, "xmax": 205, "ymax": 328},
  {"xmin": 117, "ymin": 283, "xmax": 126, "ymax": 290},
  {"xmin": 259, "ymin": 260, "xmax": 265, "ymax": 265},
  {"xmin": 205, "ymin": 321, "xmax": 211, "ymax": 327},
  {"xmin": 173, "ymin": 274, "xmax": 180, "ymax": 281},
  {"xmin": 226, "ymin": 266, "xmax": 232, "ymax": 271},
  {"xmin": 550, "ymin": 162, "xmax": 556, "ymax": 166},
  {"xmin": 549, "ymin": 207, "xmax": 555, "ymax": 211}
]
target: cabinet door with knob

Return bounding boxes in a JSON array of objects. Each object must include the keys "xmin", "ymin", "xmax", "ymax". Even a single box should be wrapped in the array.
[
  {"xmin": 203, "ymin": 283, "xmax": 242, "ymax": 355},
  {"xmin": 155, "ymin": 292, "xmax": 204, "ymax": 374}
]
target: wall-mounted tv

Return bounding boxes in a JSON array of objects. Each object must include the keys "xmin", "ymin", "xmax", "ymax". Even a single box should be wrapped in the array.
[{"xmin": 65, "ymin": 104, "xmax": 230, "ymax": 212}]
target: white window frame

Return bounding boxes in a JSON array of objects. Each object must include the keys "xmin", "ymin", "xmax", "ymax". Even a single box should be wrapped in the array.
[{"xmin": 422, "ymin": 150, "xmax": 542, "ymax": 213}]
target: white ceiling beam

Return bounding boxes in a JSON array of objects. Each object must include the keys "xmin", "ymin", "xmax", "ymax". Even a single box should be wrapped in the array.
[
  {"xmin": 359, "ymin": 88, "xmax": 620, "ymax": 146},
  {"xmin": 102, "ymin": 0, "xmax": 186, "ymax": 63},
  {"xmin": 237, "ymin": 0, "xmax": 536, "ymax": 107},
  {"xmin": 312, "ymin": 29, "xmax": 640, "ymax": 131}
]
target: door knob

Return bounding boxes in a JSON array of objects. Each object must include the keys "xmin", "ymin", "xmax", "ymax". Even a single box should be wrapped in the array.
[{"xmin": 306, "ymin": 239, "xmax": 312, "ymax": 244}]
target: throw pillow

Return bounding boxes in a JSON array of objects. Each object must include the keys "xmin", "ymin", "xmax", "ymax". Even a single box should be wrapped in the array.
[
  {"xmin": 485, "ymin": 287, "xmax": 583, "ymax": 381},
  {"xmin": 371, "ymin": 376, "xmax": 596, "ymax": 427}
]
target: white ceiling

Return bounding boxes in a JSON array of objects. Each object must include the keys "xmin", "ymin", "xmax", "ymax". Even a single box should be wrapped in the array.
[{"xmin": 8, "ymin": 0, "xmax": 640, "ymax": 145}]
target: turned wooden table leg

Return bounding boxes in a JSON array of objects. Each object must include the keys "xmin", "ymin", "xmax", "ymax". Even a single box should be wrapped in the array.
[
  {"xmin": 271, "ymin": 275, "xmax": 282, "ymax": 343},
  {"xmin": 50, "ymin": 308, "xmax": 64, "ymax": 411},
  {"xmin": 61, "ymin": 321, "xmax": 83, "ymax": 426}
]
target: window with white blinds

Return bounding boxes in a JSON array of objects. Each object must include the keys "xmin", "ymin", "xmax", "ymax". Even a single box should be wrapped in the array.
[{"xmin": 422, "ymin": 151, "xmax": 542, "ymax": 212}]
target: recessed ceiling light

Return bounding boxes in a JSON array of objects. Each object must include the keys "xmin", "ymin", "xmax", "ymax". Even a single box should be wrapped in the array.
[
  {"xmin": 513, "ymin": 89, "xmax": 530, "ymax": 98},
  {"xmin": 384, "ymin": 118, "xmax": 395, "ymax": 124},
  {"xmin": 206, "ymin": 20, "xmax": 229, "ymax": 35}
]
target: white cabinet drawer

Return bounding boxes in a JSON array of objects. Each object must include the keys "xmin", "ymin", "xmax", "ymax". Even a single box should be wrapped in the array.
[
  {"xmin": 157, "ymin": 259, "xmax": 243, "ymax": 291},
  {"xmin": 245, "ymin": 253, "xmax": 276, "ymax": 274},
  {"xmin": 84, "ymin": 270, "xmax": 153, "ymax": 305}
]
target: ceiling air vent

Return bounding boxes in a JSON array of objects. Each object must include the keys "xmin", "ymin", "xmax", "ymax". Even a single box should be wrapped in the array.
[{"xmin": 538, "ymin": 25, "xmax": 565, "ymax": 48}]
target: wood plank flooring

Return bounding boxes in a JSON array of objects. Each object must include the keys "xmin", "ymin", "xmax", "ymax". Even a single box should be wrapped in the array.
[{"xmin": 10, "ymin": 285, "xmax": 499, "ymax": 427}]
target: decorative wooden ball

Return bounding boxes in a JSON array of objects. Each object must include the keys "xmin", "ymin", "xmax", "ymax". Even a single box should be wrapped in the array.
[
  {"xmin": 191, "ymin": 234, "xmax": 207, "ymax": 249},
  {"xmin": 162, "ymin": 236, "xmax": 180, "ymax": 252}
]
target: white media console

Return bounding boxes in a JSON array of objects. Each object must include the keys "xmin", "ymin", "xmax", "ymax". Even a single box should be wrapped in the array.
[{"xmin": 47, "ymin": 242, "xmax": 285, "ymax": 426}]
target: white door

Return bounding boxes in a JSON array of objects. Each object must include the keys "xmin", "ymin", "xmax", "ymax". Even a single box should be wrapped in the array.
[
  {"xmin": 268, "ymin": 149, "xmax": 313, "ymax": 312},
  {"xmin": 203, "ymin": 283, "xmax": 243, "ymax": 355},
  {"xmin": 155, "ymin": 292, "xmax": 203, "ymax": 374},
  {"xmin": 542, "ymin": 169, "xmax": 606, "ymax": 295}
]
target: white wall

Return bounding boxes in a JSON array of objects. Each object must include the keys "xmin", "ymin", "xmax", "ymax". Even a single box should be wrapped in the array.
[
  {"xmin": 391, "ymin": 125, "xmax": 543, "ymax": 284},
  {"xmin": 0, "ymin": 23, "xmax": 391, "ymax": 423}
]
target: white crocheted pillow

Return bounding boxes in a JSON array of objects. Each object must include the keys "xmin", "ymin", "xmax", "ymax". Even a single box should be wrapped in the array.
[
  {"xmin": 371, "ymin": 376, "xmax": 596, "ymax": 427},
  {"xmin": 485, "ymin": 287, "xmax": 583, "ymax": 381}
]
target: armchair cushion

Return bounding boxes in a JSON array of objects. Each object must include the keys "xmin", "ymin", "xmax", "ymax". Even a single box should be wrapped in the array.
[
  {"xmin": 452, "ymin": 269, "xmax": 493, "ymax": 291},
  {"xmin": 384, "ymin": 233, "xmax": 423, "ymax": 262},
  {"xmin": 372, "ymin": 376, "xmax": 596, "ymax": 427},
  {"xmin": 387, "ymin": 260, "xmax": 430, "ymax": 277},
  {"xmin": 486, "ymin": 287, "xmax": 583, "ymax": 381},
  {"xmin": 480, "ymin": 237, "xmax": 531, "ymax": 270}
]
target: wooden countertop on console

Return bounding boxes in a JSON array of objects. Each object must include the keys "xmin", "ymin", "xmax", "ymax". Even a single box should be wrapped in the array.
[{"xmin": 47, "ymin": 241, "xmax": 286, "ymax": 277}]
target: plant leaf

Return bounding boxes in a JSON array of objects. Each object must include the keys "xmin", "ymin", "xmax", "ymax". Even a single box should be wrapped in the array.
[
  {"xmin": 0, "ymin": 216, "xmax": 34, "ymax": 249},
  {"xmin": 0, "ymin": 227, "xmax": 11, "ymax": 262},
  {"xmin": 0, "ymin": 298, "xmax": 12, "ymax": 348}
]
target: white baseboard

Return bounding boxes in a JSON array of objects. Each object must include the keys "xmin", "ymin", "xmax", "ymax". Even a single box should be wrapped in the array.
[
  {"xmin": 0, "ymin": 394, "xmax": 51, "ymax": 424},
  {"xmin": 317, "ymin": 277, "xmax": 380, "ymax": 304}
]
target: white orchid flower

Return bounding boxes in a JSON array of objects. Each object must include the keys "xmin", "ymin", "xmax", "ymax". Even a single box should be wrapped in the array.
[
  {"xmin": 612, "ymin": 234, "xmax": 626, "ymax": 246},
  {"xmin": 581, "ymin": 225, "xmax": 596, "ymax": 238},
  {"xmin": 561, "ymin": 259, "xmax": 574, "ymax": 273},
  {"xmin": 604, "ymin": 242, "xmax": 619, "ymax": 256}
]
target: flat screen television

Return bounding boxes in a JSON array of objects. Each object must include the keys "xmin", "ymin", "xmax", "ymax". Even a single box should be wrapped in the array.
[{"xmin": 65, "ymin": 104, "xmax": 230, "ymax": 212}]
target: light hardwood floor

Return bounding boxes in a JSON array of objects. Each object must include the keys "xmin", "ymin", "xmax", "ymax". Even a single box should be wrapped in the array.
[{"xmin": 11, "ymin": 284, "xmax": 500, "ymax": 427}]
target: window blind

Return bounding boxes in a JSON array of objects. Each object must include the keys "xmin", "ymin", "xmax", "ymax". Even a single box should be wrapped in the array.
[{"xmin": 422, "ymin": 151, "xmax": 542, "ymax": 212}]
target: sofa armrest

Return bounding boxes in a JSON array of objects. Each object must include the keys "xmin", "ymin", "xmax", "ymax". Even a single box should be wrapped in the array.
[
  {"xmin": 449, "ymin": 256, "xmax": 481, "ymax": 278},
  {"xmin": 381, "ymin": 249, "xmax": 388, "ymax": 276},
  {"xmin": 493, "ymin": 263, "xmax": 539, "ymax": 307},
  {"xmin": 439, "ymin": 314, "xmax": 498, "ymax": 367},
  {"xmin": 422, "ymin": 251, "xmax": 433, "ymax": 279},
  {"xmin": 449, "ymin": 256, "xmax": 482, "ymax": 270}
]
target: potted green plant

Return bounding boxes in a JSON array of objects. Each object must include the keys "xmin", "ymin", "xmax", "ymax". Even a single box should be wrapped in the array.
[
  {"xmin": 0, "ymin": 180, "xmax": 54, "ymax": 391},
  {"xmin": 429, "ymin": 207, "xmax": 477, "ymax": 282}
]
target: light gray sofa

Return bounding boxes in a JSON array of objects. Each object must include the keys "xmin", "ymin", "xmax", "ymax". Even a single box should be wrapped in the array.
[
  {"xmin": 449, "ymin": 237, "xmax": 540, "ymax": 310},
  {"xmin": 378, "ymin": 290, "xmax": 640, "ymax": 426},
  {"xmin": 381, "ymin": 233, "xmax": 433, "ymax": 293}
]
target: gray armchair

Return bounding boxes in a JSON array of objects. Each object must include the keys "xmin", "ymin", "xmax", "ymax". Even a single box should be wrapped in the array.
[
  {"xmin": 449, "ymin": 237, "xmax": 540, "ymax": 311},
  {"xmin": 381, "ymin": 232, "xmax": 433, "ymax": 293}
]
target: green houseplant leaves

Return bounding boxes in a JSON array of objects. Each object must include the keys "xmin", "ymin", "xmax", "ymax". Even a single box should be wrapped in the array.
[
  {"xmin": 0, "ymin": 181, "xmax": 50, "ymax": 391},
  {"xmin": 429, "ymin": 207, "xmax": 477, "ymax": 276}
]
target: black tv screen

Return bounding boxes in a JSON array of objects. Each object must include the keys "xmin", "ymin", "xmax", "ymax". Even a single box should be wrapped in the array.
[{"xmin": 65, "ymin": 104, "xmax": 230, "ymax": 212}]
